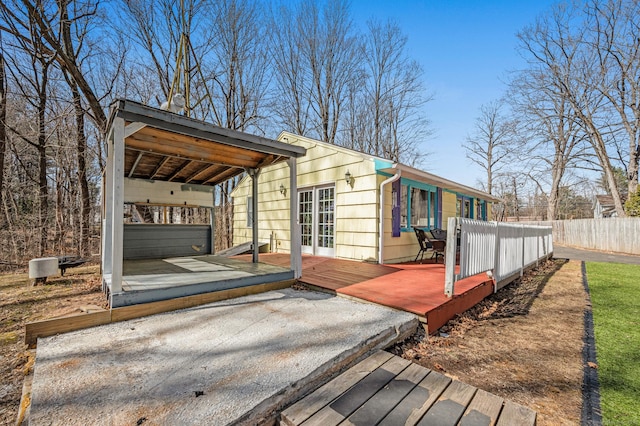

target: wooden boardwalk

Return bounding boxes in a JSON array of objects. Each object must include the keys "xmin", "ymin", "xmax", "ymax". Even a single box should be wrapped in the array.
[{"xmin": 280, "ymin": 351, "xmax": 537, "ymax": 426}]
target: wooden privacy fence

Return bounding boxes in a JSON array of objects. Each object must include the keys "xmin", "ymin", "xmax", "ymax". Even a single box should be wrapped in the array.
[
  {"xmin": 526, "ymin": 218, "xmax": 640, "ymax": 255},
  {"xmin": 444, "ymin": 218, "xmax": 553, "ymax": 297}
]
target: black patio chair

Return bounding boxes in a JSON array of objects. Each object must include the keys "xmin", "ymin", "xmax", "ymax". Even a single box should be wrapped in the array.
[
  {"xmin": 424, "ymin": 230, "xmax": 446, "ymax": 263},
  {"xmin": 413, "ymin": 227, "xmax": 432, "ymax": 263},
  {"xmin": 430, "ymin": 228, "xmax": 447, "ymax": 240}
]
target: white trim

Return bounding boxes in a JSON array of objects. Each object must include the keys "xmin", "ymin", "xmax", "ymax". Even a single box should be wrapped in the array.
[
  {"xmin": 288, "ymin": 158, "xmax": 302, "ymax": 278},
  {"xmin": 379, "ymin": 169, "xmax": 401, "ymax": 264},
  {"xmin": 110, "ymin": 117, "xmax": 126, "ymax": 295},
  {"xmin": 124, "ymin": 122, "xmax": 147, "ymax": 138}
]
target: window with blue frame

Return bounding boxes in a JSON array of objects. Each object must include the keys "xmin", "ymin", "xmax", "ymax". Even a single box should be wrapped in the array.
[
  {"xmin": 476, "ymin": 199, "xmax": 487, "ymax": 220},
  {"xmin": 457, "ymin": 196, "xmax": 474, "ymax": 219},
  {"xmin": 396, "ymin": 180, "xmax": 438, "ymax": 233}
]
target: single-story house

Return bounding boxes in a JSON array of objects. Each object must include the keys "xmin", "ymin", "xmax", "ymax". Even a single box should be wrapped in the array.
[
  {"xmin": 231, "ymin": 132, "xmax": 501, "ymax": 264},
  {"xmin": 593, "ymin": 194, "xmax": 618, "ymax": 218}
]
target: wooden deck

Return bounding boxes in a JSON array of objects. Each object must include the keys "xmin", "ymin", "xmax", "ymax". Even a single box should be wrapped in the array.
[
  {"xmin": 109, "ymin": 255, "xmax": 294, "ymax": 307},
  {"xmin": 237, "ymin": 254, "xmax": 494, "ymax": 333},
  {"xmin": 280, "ymin": 351, "xmax": 537, "ymax": 426}
]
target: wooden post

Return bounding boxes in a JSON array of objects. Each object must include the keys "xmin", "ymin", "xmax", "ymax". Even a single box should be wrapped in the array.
[
  {"xmin": 102, "ymin": 134, "xmax": 114, "ymax": 276},
  {"xmin": 250, "ymin": 168, "xmax": 261, "ymax": 263},
  {"xmin": 520, "ymin": 224, "xmax": 525, "ymax": 277},
  {"xmin": 110, "ymin": 117, "xmax": 125, "ymax": 296},
  {"xmin": 289, "ymin": 158, "xmax": 301, "ymax": 278},
  {"xmin": 493, "ymin": 222, "xmax": 501, "ymax": 292},
  {"xmin": 444, "ymin": 217, "xmax": 458, "ymax": 297},
  {"xmin": 209, "ymin": 205, "xmax": 215, "ymax": 255}
]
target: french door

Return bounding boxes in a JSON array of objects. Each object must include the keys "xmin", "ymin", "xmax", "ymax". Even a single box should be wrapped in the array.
[{"xmin": 298, "ymin": 185, "xmax": 335, "ymax": 257}]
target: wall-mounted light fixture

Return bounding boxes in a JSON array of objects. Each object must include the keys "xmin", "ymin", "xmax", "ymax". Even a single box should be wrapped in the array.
[
  {"xmin": 279, "ymin": 184, "xmax": 286, "ymax": 195},
  {"xmin": 345, "ymin": 170, "xmax": 352, "ymax": 185}
]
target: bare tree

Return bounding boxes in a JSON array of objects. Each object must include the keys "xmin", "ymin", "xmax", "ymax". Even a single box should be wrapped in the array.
[
  {"xmin": 269, "ymin": 3, "xmax": 311, "ymax": 136},
  {"xmin": 207, "ymin": 0, "xmax": 270, "ymax": 132},
  {"xmin": 271, "ymin": 0, "xmax": 360, "ymax": 144},
  {"xmin": 516, "ymin": 2, "xmax": 626, "ymax": 216},
  {"xmin": 0, "ymin": 34, "xmax": 7, "ymax": 226},
  {"xmin": 206, "ymin": 0, "xmax": 271, "ymax": 248},
  {"xmin": 346, "ymin": 19, "xmax": 431, "ymax": 164},
  {"xmin": 508, "ymin": 54, "xmax": 593, "ymax": 220},
  {"xmin": 1, "ymin": 10, "xmax": 57, "ymax": 255},
  {"xmin": 463, "ymin": 100, "xmax": 517, "ymax": 195},
  {"xmin": 586, "ymin": 0, "xmax": 640, "ymax": 197},
  {"xmin": 0, "ymin": 0, "xmax": 109, "ymax": 132}
]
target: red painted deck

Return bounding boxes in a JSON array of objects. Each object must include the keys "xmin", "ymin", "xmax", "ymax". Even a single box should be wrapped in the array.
[{"xmin": 236, "ymin": 254, "xmax": 494, "ymax": 333}]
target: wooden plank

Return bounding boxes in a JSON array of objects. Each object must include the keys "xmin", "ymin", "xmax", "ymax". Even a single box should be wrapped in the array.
[
  {"xmin": 280, "ymin": 351, "xmax": 394, "ymax": 426},
  {"xmin": 416, "ymin": 380, "xmax": 477, "ymax": 426},
  {"xmin": 302, "ymin": 355, "xmax": 410, "ymax": 426},
  {"xmin": 496, "ymin": 400, "xmax": 536, "ymax": 426},
  {"xmin": 26, "ymin": 281, "xmax": 293, "ymax": 346},
  {"xmin": 459, "ymin": 389, "xmax": 504, "ymax": 426},
  {"xmin": 343, "ymin": 362, "xmax": 429, "ymax": 426},
  {"xmin": 379, "ymin": 370, "xmax": 451, "ymax": 426},
  {"xmin": 111, "ymin": 279, "xmax": 293, "ymax": 322},
  {"xmin": 25, "ymin": 311, "xmax": 112, "ymax": 346}
]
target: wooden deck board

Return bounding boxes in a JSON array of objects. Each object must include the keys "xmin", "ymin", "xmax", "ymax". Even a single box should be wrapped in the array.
[
  {"xmin": 417, "ymin": 380, "xmax": 477, "ymax": 426},
  {"xmin": 302, "ymin": 356, "xmax": 410, "ymax": 426},
  {"xmin": 459, "ymin": 389, "xmax": 504, "ymax": 426},
  {"xmin": 279, "ymin": 351, "xmax": 394, "ymax": 426},
  {"xmin": 382, "ymin": 371, "xmax": 452, "ymax": 426},
  {"xmin": 344, "ymin": 362, "xmax": 429, "ymax": 426},
  {"xmin": 496, "ymin": 400, "xmax": 537, "ymax": 426},
  {"xmin": 279, "ymin": 352, "xmax": 537, "ymax": 426},
  {"xmin": 237, "ymin": 254, "xmax": 495, "ymax": 334}
]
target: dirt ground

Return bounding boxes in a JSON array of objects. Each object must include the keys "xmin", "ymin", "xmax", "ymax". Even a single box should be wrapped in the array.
[
  {"xmin": 0, "ymin": 259, "xmax": 586, "ymax": 425},
  {"xmin": 0, "ymin": 264, "xmax": 106, "ymax": 425},
  {"xmin": 389, "ymin": 259, "xmax": 587, "ymax": 426}
]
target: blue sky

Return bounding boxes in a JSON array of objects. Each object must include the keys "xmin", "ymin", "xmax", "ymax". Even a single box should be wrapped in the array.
[{"xmin": 350, "ymin": 0, "xmax": 558, "ymax": 189}]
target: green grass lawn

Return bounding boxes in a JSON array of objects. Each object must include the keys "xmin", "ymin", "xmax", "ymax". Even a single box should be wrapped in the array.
[{"xmin": 586, "ymin": 262, "xmax": 640, "ymax": 425}]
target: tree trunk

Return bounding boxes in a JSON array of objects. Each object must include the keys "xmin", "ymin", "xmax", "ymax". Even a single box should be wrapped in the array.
[
  {"xmin": 70, "ymin": 83, "xmax": 91, "ymax": 256},
  {"xmin": 0, "ymin": 46, "xmax": 6, "ymax": 227},
  {"xmin": 628, "ymin": 141, "xmax": 639, "ymax": 197}
]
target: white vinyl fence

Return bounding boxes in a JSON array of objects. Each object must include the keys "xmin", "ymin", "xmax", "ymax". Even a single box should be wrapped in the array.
[{"xmin": 444, "ymin": 218, "xmax": 553, "ymax": 297}]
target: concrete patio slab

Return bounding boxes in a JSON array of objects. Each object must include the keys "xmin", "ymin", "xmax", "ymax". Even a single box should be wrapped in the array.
[{"xmin": 28, "ymin": 288, "xmax": 418, "ymax": 425}]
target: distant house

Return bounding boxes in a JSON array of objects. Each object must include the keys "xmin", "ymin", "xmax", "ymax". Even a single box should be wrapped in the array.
[
  {"xmin": 231, "ymin": 132, "xmax": 500, "ymax": 264},
  {"xmin": 593, "ymin": 195, "xmax": 618, "ymax": 218}
]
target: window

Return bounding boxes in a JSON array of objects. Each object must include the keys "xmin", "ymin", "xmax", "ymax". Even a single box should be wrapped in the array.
[
  {"xmin": 464, "ymin": 199, "xmax": 472, "ymax": 218},
  {"xmin": 246, "ymin": 196, "xmax": 253, "ymax": 227},
  {"xmin": 391, "ymin": 180, "xmax": 401, "ymax": 237},
  {"xmin": 411, "ymin": 188, "xmax": 431, "ymax": 227},
  {"xmin": 476, "ymin": 199, "xmax": 487, "ymax": 220},
  {"xmin": 299, "ymin": 190, "xmax": 313, "ymax": 246},
  {"xmin": 400, "ymin": 184, "xmax": 408, "ymax": 228},
  {"xmin": 457, "ymin": 196, "xmax": 473, "ymax": 218},
  {"xmin": 391, "ymin": 180, "xmax": 440, "ymax": 234}
]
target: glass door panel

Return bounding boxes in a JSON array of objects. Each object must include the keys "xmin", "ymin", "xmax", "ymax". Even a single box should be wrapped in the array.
[
  {"xmin": 299, "ymin": 190, "xmax": 313, "ymax": 254},
  {"xmin": 316, "ymin": 187, "xmax": 335, "ymax": 257},
  {"xmin": 297, "ymin": 185, "xmax": 335, "ymax": 257}
]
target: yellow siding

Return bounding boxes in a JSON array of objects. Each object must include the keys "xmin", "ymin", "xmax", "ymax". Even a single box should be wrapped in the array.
[
  {"xmin": 378, "ymin": 180, "xmax": 420, "ymax": 263},
  {"xmin": 441, "ymin": 191, "xmax": 457, "ymax": 229},
  {"xmin": 232, "ymin": 133, "xmax": 379, "ymax": 260},
  {"xmin": 232, "ymin": 133, "xmax": 497, "ymax": 264}
]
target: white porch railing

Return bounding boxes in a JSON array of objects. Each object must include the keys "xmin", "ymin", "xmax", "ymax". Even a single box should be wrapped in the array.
[{"xmin": 444, "ymin": 217, "xmax": 553, "ymax": 297}]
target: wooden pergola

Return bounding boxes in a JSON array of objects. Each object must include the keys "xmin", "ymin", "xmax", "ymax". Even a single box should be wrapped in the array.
[{"xmin": 102, "ymin": 99, "xmax": 306, "ymax": 306}]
